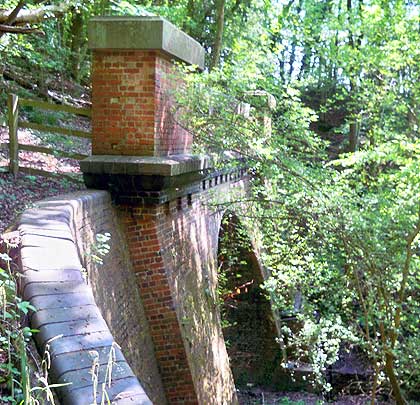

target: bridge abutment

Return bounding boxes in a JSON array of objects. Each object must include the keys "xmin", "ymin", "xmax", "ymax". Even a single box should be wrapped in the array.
[
  {"xmin": 117, "ymin": 189, "xmax": 240, "ymax": 404},
  {"xmin": 81, "ymin": 16, "xmax": 242, "ymax": 404}
]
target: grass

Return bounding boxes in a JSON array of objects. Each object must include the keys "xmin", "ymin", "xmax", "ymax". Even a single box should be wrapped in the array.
[
  {"xmin": 0, "ymin": 238, "xmax": 36, "ymax": 404},
  {"xmin": 0, "ymin": 238, "xmax": 69, "ymax": 404}
]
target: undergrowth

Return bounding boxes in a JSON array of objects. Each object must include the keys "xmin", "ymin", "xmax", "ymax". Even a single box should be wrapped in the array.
[{"xmin": 0, "ymin": 237, "xmax": 57, "ymax": 404}]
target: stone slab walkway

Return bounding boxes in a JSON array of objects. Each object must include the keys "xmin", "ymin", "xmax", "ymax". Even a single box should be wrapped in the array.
[{"xmin": 16, "ymin": 191, "xmax": 152, "ymax": 405}]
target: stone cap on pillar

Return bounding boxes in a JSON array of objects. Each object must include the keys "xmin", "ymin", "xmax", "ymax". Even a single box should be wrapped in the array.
[
  {"xmin": 80, "ymin": 154, "xmax": 212, "ymax": 177},
  {"xmin": 88, "ymin": 16, "xmax": 205, "ymax": 69},
  {"xmin": 85, "ymin": 14, "xmax": 208, "ymax": 190}
]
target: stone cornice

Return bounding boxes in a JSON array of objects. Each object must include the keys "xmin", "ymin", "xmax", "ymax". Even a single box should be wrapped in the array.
[{"xmin": 88, "ymin": 16, "xmax": 205, "ymax": 69}]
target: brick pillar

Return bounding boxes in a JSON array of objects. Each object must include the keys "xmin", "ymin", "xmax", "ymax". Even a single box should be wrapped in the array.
[
  {"xmin": 120, "ymin": 205, "xmax": 198, "ymax": 404},
  {"xmin": 88, "ymin": 17, "xmax": 204, "ymax": 157},
  {"xmin": 82, "ymin": 16, "xmax": 212, "ymax": 405}
]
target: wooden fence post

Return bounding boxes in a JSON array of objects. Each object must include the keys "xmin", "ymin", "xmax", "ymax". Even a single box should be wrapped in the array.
[{"xmin": 7, "ymin": 94, "xmax": 19, "ymax": 177}]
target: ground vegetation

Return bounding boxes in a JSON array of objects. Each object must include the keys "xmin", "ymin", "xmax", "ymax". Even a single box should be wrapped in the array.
[{"xmin": 0, "ymin": 1, "xmax": 419, "ymax": 404}]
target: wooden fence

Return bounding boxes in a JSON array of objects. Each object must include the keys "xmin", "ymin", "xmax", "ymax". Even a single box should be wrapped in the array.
[{"xmin": 1, "ymin": 94, "xmax": 91, "ymax": 181}]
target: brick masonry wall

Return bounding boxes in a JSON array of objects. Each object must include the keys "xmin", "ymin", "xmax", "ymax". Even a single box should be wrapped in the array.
[
  {"xmin": 92, "ymin": 50, "xmax": 192, "ymax": 157},
  {"xmin": 218, "ymin": 219, "xmax": 283, "ymax": 389},
  {"xmin": 119, "ymin": 176, "xmax": 250, "ymax": 404},
  {"xmin": 75, "ymin": 192, "xmax": 167, "ymax": 404},
  {"xmin": 14, "ymin": 190, "xmax": 166, "ymax": 404},
  {"xmin": 154, "ymin": 55, "xmax": 193, "ymax": 155},
  {"xmin": 12, "ymin": 174, "xmax": 264, "ymax": 404}
]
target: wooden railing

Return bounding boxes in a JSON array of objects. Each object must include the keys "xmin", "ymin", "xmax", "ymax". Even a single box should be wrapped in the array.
[{"xmin": 2, "ymin": 94, "xmax": 91, "ymax": 181}]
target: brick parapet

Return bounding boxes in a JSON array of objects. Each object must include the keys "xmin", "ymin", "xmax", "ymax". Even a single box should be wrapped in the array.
[
  {"xmin": 10, "ymin": 176, "xmax": 253, "ymax": 404},
  {"xmin": 14, "ymin": 191, "xmax": 164, "ymax": 404}
]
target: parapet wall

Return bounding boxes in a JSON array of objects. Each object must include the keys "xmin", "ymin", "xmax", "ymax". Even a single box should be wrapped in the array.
[{"xmin": 16, "ymin": 190, "xmax": 166, "ymax": 404}]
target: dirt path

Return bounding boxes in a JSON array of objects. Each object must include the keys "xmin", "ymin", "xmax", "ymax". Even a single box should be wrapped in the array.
[
  {"xmin": 0, "ymin": 126, "xmax": 86, "ymax": 233},
  {"xmin": 237, "ymin": 388, "xmax": 392, "ymax": 404}
]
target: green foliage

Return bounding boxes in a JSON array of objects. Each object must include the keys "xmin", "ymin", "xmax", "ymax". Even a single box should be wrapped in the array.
[
  {"xmin": 90, "ymin": 342, "xmax": 120, "ymax": 405},
  {"xmin": 276, "ymin": 0, "xmax": 420, "ymax": 154},
  {"xmin": 258, "ymin": 134, "xmax": 420, "ymax": 400},
  {"xmin": 0, "ymin": 250, "xmax": 32, "ymax": 403},
  {"xmin": 174, "ymin": 18, "xmax": 420, "ymax": 399},
  {"xmin": 175, "ymin": 60, "xmax": 322, "ymax": 172},
  {"xmin": 87, "ymin": 232, "xmax": 111, "ymax": 265},
  {"xmin": 0, "ymin": 238, "xmax": 77, "ymax": 404},
  {"xmin": 0, "ymin": 240, "xmax": 52, "ymax": 404},
  {"xmin": 285, "ymin": 316, "xmax": 358, "ymax": 392},
  {"xmin": 217, "ymin": 212, "xmax": 253, "ymax": 330},
  {"xmin": 278, "ymin": 399, "xmax": 306, "ymax": 405},
  {"xmin": 1, "ymin": 0, "xmax": 419, "ymax": 402}
]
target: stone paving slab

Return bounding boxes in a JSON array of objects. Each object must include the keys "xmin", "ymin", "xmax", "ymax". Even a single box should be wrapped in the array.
[
  {"xmin": 96, "ymin": 376, "xmax": 152, "ymax": 405},
  {"xmin": 19, "ymin": 218, "xmax": 71, "ymax": 232},
  {"xmin": 19, "ymin": 269, "xmax": 84, "ymax": 291},
  {"xmin": 20, "ymin": 245, "xmax": 82, "ymax": 271},
  {"xmin": 32, "ymin": 304, "xmax": 101, "ymax": 328},
  {"xmin": 20, "ymin": 233, "xmax": 75, "ymax": 248},
  {"xmin": 61, "ymin": 376, "xmax": 152, "ymax": 405},
  {"xmin": 113, "ymin": 392, "xmax": 152, "ymax": 404},
  {"xmin": 58, "ymin": 361, "xmax": 135, "ymax": 390},
  {"xmin": 81, "ymin": 154, "xmax": 211, "ymax": 176},
  {"xmin": 23, "ymin": 280, "xmax": 89, "ymax": 300},
  {"xmin": 30, "ymin": 291, "xmax": 96, "ymax": 312},
  {"xmin": 19, "ymin": 228, "xmax": 75, "ymax": 242},
  {"xmin": 48, "ymin": 330, "xmax": 115, "ymax": 357},
  {"xmin": 20, "ymin": 208, "xmax": 73, "ymax": 228},
  {"xmin": 36, "ymin": 317, "xmax": 109, "ymax": 347},
  {"xmin": 51, "ymin": 345, "xmax": 126, "ymax": 379},
  {"xmin": 88, "ymin": 15, "xmax": 204, "ymax": 69}
]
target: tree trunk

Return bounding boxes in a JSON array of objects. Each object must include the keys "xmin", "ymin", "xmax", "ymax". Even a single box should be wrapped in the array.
[
  {"xmin": 289, "ymin": 42, "xmax": 296, "ymax": 78},
  {"xmin": 98, "ymin": 0, "xmax": 111, "ymax": 16},
  {"xmin": 346, "ymin": 0, "xmax": 361, "ymax": 152},
  {"xmin": 183, "ymin": 0, "xmax": 195, "ymax": 32},
  {"xmin": 298, "ymin": 46, "xmax": 308, "ymax": 80},
  {"xmin": 69, "ymin": 10, "xmax": 84, "ymax": 81},
  {"xmin": 1, "ymin": 0, "xmax": 25, "ymax": 25},
  {"xmin": 288, "ymin": 0, "xmax": 302, "ymax": 79},
  {"xmin": 384, "ymin": 351, "xmax": 407, "ymax": 405},
  {"xmin": 348, "ymin": 121, "xmax": 360, "ymax": 152},
  {"xmin": 210, "ymin": 0, "xmax": 226, "ymax": 71}
]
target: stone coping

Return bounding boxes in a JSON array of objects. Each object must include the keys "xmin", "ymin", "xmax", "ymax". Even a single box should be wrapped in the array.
[
  {"xmin": 15, "ymin": 191, "xmax": 152, "ymax": 405},
  {"xmin": 80, "ymin": 154, "xmax": 212, "ymax": 177},
  {"xmin": 88, "ymin": 16, "xmax": 205, "ymax": 69}
]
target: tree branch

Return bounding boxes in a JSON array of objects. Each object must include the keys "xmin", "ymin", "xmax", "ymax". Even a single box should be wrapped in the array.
[
  {"xmin": 0, "ymin": 0, "xmax": 25, "ymax": 40},
  {"xmin": 0, "ymin": 24, "xmax": 44, "ymax": 35},
  {"xmin": 0, "ymin": 4, "xmax": 66, "ymax": 25},
  {"xmin": 4, "ymin": 0, "xmax": 25, "ymax": 25}
]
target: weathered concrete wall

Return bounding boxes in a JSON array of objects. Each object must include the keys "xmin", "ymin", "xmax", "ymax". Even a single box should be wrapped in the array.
[{"xmin": 15, "ymin": 190, "xmax": 166, "ymax": 404}]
